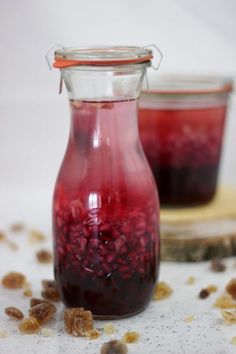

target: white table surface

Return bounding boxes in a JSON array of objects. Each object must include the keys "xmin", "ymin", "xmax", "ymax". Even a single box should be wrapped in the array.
[{"xmin": 0, "ymin": 189, "xmax": 236, "ymax": 354}]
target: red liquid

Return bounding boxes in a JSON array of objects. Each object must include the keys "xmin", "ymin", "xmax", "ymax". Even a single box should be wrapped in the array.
[
  {"xmin": 139, "ymin": 105, "xmax": 226, "ymax": 206},
  {"xmin": 53, "ymin": 99, "xmax": 160, "ymax": 317}
]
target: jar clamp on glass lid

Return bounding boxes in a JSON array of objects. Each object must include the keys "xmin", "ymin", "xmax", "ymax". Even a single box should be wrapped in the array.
[{"xmin": 50, "ymin": 46, "xmax": 161, "ymax": 318}]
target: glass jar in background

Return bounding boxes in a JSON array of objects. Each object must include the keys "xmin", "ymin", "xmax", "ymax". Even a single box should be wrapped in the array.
[
  {"xmin": 52, "ymin": 46, "xmax": 160, "ymax": 318},
  {"xmin": 139, "ymin": 76, "xmax": 233, "ymax": 206}
]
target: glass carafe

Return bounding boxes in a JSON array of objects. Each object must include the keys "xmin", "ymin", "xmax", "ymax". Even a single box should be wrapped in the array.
[{"xmin": 52, "ymin": 46, "xmax": 160, "ymax": 318}]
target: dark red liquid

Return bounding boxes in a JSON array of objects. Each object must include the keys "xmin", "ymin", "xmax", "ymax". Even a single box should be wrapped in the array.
[
  {"xmin": 53, "ymin": 100, "xmax": 160, "ymax": 317},
  {"xmin": 139, "ymin": 104, "xmax": 226, "ymax": 206}
]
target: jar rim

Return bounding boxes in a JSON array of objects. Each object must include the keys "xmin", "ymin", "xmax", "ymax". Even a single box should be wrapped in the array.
[
  {"xmin": 142, "ymin": 75, "xmax": 234, "ymax": 96},
  {"xmin": 54, "ymin": 45, "xmax": 153, "ymax": 68}
]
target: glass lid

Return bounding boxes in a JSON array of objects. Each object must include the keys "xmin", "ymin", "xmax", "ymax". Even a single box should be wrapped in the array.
[
  {"xmin": 54, "ymin": 46, "xmax": 153, "ymax": 68},
  {"xmin": 142, "ymin": 75, "xmax": 233, "ymax": 95}
]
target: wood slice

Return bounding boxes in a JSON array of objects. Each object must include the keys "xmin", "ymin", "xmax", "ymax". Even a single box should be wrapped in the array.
[{"xmin": 160, "ymin": 186, "xmax": 236, "ymax": 262}]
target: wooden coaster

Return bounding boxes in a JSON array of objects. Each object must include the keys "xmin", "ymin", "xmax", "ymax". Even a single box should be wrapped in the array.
[{"xmin": 160, "ymin": 186, "xmax": 236, "ymax": 262}]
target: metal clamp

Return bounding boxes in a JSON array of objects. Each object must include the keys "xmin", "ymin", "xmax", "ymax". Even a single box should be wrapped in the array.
[
  {"xmin": 45, "ymin": 44, "xmax": 65, "ymax": 70},
  {"xmin": 144, "ymin": 44, "xmax": 163, "ymax": 70},
  {"xmin": 45, "ymin": 44, "xmax": 65, "ymax": 94}
]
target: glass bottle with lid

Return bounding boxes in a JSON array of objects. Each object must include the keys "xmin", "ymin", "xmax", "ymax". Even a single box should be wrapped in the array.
[
  {"xmin": 52, "ymin": 46, "xmax": 160, "ymax": 318},
  {"xmin": 139, "ymin": 75, "xmax": 233, "ymax": 206}
]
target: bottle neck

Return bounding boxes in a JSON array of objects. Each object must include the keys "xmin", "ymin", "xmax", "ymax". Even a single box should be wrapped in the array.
[
  {"xmin": 69, "ymin": 98, "xmax": 140, "ymax": 149},
  {"xmin": 61, "ymin": 64, "xmax": 147, "ymax": 101},
  {"xmin": 63, "ymin": 65, "xmax": 147, "ymax": 150}
]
